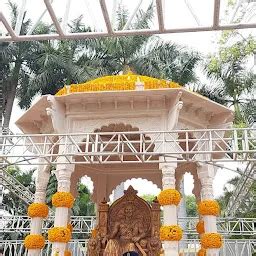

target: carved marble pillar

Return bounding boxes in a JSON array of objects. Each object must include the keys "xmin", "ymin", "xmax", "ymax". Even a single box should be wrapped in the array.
[
  {"xmin": 28, "ymin": 163, "xmax": 50, "ymax": 256},
  {"xmin": 51, "ymin": 164, "xmax": 75, "ymax": 256},
  {"xmin": 198, "ymin": 164, "xmax": 219, "ymax": 256},
  {"xmin": 160, "ymin": 163, "xmax": 179, "ymax": 256}
]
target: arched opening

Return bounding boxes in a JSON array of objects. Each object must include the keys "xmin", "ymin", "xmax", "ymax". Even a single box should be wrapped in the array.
[
  {"xmin": 109, "ymin": 178, "xmax": 161, "ymax": 203},
  {"xmin": 70, "ymin": 174, "xmax": 95, "ymax": 216}
]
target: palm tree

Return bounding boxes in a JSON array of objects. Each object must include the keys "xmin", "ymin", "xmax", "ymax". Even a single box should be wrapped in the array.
[
  {"xmin": 17, "ymin": 3, "xmax": 200, "ymax": 109},
  {"xmin": 0, "ymin": 1, "xmax": 39, "ymax": 129}
]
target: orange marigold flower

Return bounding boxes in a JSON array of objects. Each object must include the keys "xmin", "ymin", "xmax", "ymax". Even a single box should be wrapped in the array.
[
  {"xmin": 55, "ymin": 75, "xmax": 181, "ymax": 95},
  {"xmin": 52, "ymin": 192, "xmax": 74, "ymax": 208},
  {"xmin": 158, "ymin": 189, "xmax": 181, "ymax": 206},
  {"xmin": 24, "ymin": 234, "xmax": 45, "ymax": 249},
  {"xmin": 67, "ymin": 223, "xmax": 73, "ymax": 233},
  {"xmin": 48, "ymin": 227, "xmax": 71, "ymax": 243},
  {"xmin": 196, "ymin": 220, "xmax": 205, "ymax": 234},
  {"xmin": 28, "ymin": 203, "xmax": 49, "ymax": 218},
  {"xmin": 64, "ymin": 250, "xmax": 72, "ymax": 256},
  {"xmin": 160, "ymin": 225, "xmax": 183, "ymax": 241},
  {"xmin": 197, "ymin": 248, "xmax": 206, "ymax": 256},
  {"xmin": 198, "ymin": 200, "xmax": 220, "ymax": 216},
  {"xmin": 201, "ymin": 233, "xmax": 222, "ymax": 249}
]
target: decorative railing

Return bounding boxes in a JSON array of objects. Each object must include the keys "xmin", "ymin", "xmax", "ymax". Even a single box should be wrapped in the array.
[
  {"xmin": 0, "ymin": 128, "xmax": 255, "ymax": 166},
  {"xmin": 1, "ymin": 239, "xmax": 255, "ymax": 256},
  {"xmin": 1, "ymin": 215, "xmax": 255, "ymax": 236}
]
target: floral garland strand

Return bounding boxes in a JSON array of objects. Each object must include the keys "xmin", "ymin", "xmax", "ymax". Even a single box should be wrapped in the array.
[
  {"xmin": 160, "ymin": 225, "xmax": 183, "ymax": 241},
  {"xmin": 27, "ymin": 203, "xmax": 49, "ymax": 218},
  {"xmin": 157, "ymin": 189, "xmax": 181, "ymax": 206},
  {"xmin": 67, "ymin": 223, "xmax": 73, "ymax": 233},
  {"xmin": 52, "ymin": 192, "xmax": 74, "ymax": 208},
  {"xmin": 197, "ymin": 248, "xmax": 206, "ymax": 256},
  {"xmin": 24, "ymin": 234, "xmax": 45, "ymax": 249},
  {"xmin": 64, "ymin": 250, "xmax": 72, "ymax": 256},
  {"xmin": 196, "ymin": 220, "xmax": 205, "ymax": 235},
  {"xmin": 198, "ymin": 200, "xmax": 220, "ymax": 216}
]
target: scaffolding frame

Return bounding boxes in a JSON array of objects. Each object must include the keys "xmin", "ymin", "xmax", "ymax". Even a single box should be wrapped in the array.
[{"xmin": 0, "ymin": 0, "xmax": 255, "ymax": 42}]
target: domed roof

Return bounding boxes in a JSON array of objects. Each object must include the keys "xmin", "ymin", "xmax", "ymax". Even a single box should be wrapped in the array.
[{"xmin": 55, "ymin": 74, "xmax": 181, "ymax": 96}]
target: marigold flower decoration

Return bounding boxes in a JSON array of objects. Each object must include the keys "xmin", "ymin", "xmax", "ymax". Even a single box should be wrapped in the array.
[
  {"xmin": 196, "ymin": 220, "xmax": 205, "ymax": 234},
  {"xmin": 52, "ymin": 192, "xmax": 74, "ymax": 208},
  {"xmin": 198, "ymin": 200, "xmax": 220, "ymax": 216},
  {"xmin": 67, "ymin": 223, "xmax": 73, "ymax": 233},
  {"xmin": 55, "ymin": 74, "xmax": 181, "ymax": 96},
  {"xmin": 158, "ymin": 189, "xmax": 181, "ymax": 206},
  {"xmin": 201, "ymin": 233, "xmax": 222, "ymax": 249},
  {"xmin": 48, "ymin": 227, "xmax": 71, "ymax": 243},
  {"xmin": 197, "ymin": 248, "xmax": 206, "ymax": 256},
  {"xmin": 28, "ymin": 203, "xmax": 49, "ymax": 218},
  {"xmin": 64, "ymin": 250, "xmax": 72, "ymax": 256},
  {"xmin": 160, "ymin": 225, "xmax": 183, "ymax": 241},
  {"xmin": 24, "ymin": 234, "xmax": 45, "ymax": 249}
]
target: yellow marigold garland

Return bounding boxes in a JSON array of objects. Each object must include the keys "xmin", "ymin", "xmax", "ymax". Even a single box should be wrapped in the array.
[
  {"xmin": 160, "ymin": 225, "xmax": 183, "ymax": 241},
  {"xmin": 55, "ymin": 74, "xmax": 181, "ymax": 96},
  {"xmin": 64, "ymin": 251, "xmax": 72, "ymax": 256},
  {"xmin": 197, "ymin": 248, "xmax": 206, "ymax": 256},
  {"xmin": 196, "ymin": 220, "xmax": 205, "ymax": 234},
  {"xmin": 24, "ymin": 234, "xmax": 45, "ymax": 249},
  {"xmin": 157, "ymin": 189, "xmax": 181, "ymax": 206},
  {"xmin": 198, "ymin": 200, "xmax": 220, "ymax": 216},
  {"xmin": 52, "ymin": 192, "xmax": 74, "ymax": 208},
  {"xmin": 48, "ymin": 227, "xmax": 71, "ymax": 243},
  {"xmin": 67, "ymin": 223, "xmax": 73, "ymax": 233},
  {"xmin": 28, "ymin": 203, "xmax": 49, "ymax": 218},
  {"xmin": 201, "ymin": 233, "xmax": 222, "ymax": 249}
]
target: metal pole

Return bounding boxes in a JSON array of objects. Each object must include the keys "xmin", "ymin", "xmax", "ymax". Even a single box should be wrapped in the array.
[
  {"xmin": 62, "ymin": 0, "xmax": 72, "ymax": 33},
  {"xmin": 123, "ymin": 0, "xmax": 143, "ymax": 30},
  {"xmin": 27, "ymin": 0, "xmax": 54, "ymax": 35},
  {"xmin": 14, "ymin": 0, "xmax": 27, "ymax": 35}
]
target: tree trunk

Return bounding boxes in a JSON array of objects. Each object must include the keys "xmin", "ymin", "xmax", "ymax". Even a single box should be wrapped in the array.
[
  {"xmin": 3, "ymin": 83, "xmax": 16, "ymax": 130},
  {"xmin": 3, "ymin": 61, "xmax": 21, "ymax": 130}
]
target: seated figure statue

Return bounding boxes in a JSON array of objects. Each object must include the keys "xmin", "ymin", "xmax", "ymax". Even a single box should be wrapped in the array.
[
  {"xmin": 103, "ymin": 204, "xmax": 147, "ymax": 255},
  {"xmin": 87, "ymin": 186, "xmax": 161, "ymax": 256}
]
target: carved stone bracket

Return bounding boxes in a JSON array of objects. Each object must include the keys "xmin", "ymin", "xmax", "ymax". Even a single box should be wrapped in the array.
[
  {"xmin": 46, "ymin": 95, "xmax": 66, "ymax": 133},
  {"xmin": 167, "ymin": 92, "xmax": 183, "ymax": 130}
]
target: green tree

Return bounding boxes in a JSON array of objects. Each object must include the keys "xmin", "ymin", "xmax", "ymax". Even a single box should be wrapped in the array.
[
  {"xmin": 0, "ymin": 1, "xmax": 39, "ymax": 129},
  {"xmin": 16, "ymin": 4, "xmax": 200, "ymax": 110},
  {"xmin": 141, "ymin": 194, "xmax": 157, "ymax": 203},
  {"xmin": 185, "ymin": 195, "xmax": 197, "ymax": 217},
  {"xmin": 205, "ymin": 36, "xmax": 256, "ymax": 125}
]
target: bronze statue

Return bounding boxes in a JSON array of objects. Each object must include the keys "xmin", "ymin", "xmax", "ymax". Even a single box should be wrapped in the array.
[
  {"xmin": 87, "ymin": 186, "xmax": 162, "ymax": 256},
  {"xmin": 103, "ymin": 204, "xmax": 147, "ymax": 255}
]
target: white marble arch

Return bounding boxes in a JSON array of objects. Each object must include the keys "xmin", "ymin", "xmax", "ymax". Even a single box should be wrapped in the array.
[{"xmin": 109, "ymin": 177, "xmax": 161, "ymax": 202}]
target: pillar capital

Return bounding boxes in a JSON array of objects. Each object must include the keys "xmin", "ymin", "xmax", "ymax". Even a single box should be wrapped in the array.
[
  {"xmin": 54, "ymin": 164, "xmax": 75, "ymax": 192},
  {"xmin": 160, "ymin": 163, "xmax": 177, "ymax": 189},
  {"xmin": 197, "ymin": 164, "xmax": 216, "ymax": 200},
  {"xmin": 159, "ymin": 162, "xmax": 177, "ymax": 172}
]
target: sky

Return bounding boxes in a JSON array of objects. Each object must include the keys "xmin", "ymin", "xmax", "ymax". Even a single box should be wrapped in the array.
[{"xmin": 3, "ymin": 0, "xmax": 256, "ymax": 199}]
